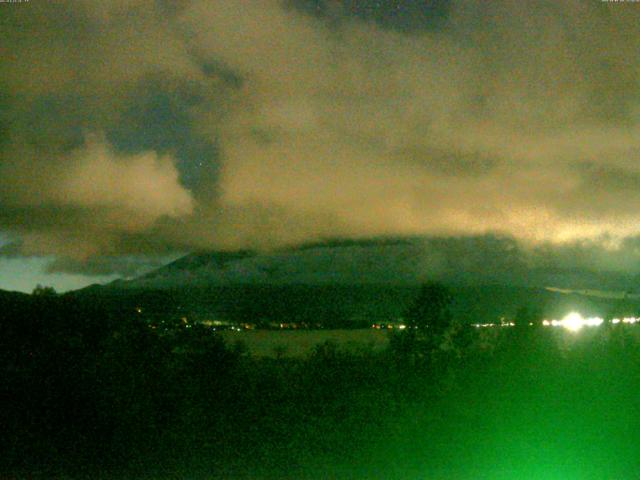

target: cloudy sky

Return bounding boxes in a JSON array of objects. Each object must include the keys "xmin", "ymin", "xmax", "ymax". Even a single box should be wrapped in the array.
[{"xmin": 1, "ymin": 0, "xmax": 640, "ymax": 292}]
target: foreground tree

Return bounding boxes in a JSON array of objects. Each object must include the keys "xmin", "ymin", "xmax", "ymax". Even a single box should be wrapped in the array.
[
  {"xmin": 392, "ymin": 282, "xmax": 457, "ymax": 365},
  {"xmin": 514, "ymin": 303, "xmax": 542, "ymax": 329},
  {"xmin": 405, "ymin": 282, "xmax": 453, "ymax": 338}
]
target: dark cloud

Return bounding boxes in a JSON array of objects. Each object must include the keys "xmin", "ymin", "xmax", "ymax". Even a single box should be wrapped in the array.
[
  {"xmin": 106, "ymin": 73, "xmax": 221, "ymax": 191},
  {"xmin": 577, "ymin": 162, "xmax": 640, "ymax": 193},
  {"xmin": 394, "ymin": 146, "xmax": 499, "ymax": 177},
  {"xmin": 45, "ymin": 255, "xmax": 168, "ymax": 278},
  {"xmin": 0, "ymin": 241, "xmax": 24, "ymax": 258},
  {"xmin": 289, "ymin": 0, "xmax": 451, "ymax": 32}
]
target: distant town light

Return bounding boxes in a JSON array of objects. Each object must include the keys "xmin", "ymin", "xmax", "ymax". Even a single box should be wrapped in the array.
[
  {"xmin": 543, "ymin": 312, "xmax": 604, "ymax": 332},
  {"xmin": 562, "ymin": 312, "xmax": 586, "ymax": 332}
]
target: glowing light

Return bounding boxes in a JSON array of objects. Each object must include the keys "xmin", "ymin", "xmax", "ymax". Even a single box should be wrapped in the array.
[
  {"xmin": 472, "ymin": 323, "xmax": 498, "ymax": 328},
  {"xmin": 562, "ymin": 312, "xmax": 584, "ymax": 332},
  {"xmin": 550, "ymin": 312, "xmax": 604, "ymax": 332},
  {"xmin": 588, "ymin": 317, "xmax": 604, "ymax": 327}
]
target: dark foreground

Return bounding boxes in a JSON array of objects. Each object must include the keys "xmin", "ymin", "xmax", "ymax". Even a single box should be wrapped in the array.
[{"xmin": 3, "ymin": 295, "xmax": 640, "ymax": 479}]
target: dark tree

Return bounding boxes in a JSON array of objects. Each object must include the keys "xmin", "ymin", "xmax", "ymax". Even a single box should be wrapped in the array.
[
  {"xmin": 514, "ymin": 303, "xmax": 542, "ymax": 330},
  {"xmin": 405, "ymin": 282, "xmax": 453, "ymax": 338},
  {"xmin": 32, "ymin": 284, "xmax": 57, "ymax": 296},
  {"xmin": 391, "ymin": 282, "xmax": 457, "ymax": 368}
]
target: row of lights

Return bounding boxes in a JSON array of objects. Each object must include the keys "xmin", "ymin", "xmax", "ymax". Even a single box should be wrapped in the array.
[
  {"xmin": 472, "ymin": 322, "xmax": 516, "ymax": 328},
  {"xmin": 542, "ymin": 312, "xmax": 640, "ymax": 332},
  {"xmin": 372, "ymin": 324, "xmax": 408, "ymax": 330},
  {"xmin": 474, "ymin": 312, "xmax": 640, "ymax": 332}
]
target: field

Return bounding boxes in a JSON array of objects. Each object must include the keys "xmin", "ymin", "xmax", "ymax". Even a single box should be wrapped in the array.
[{"xmin": 220, "ymin": 328, "xmax": 391, "ymax": 357}]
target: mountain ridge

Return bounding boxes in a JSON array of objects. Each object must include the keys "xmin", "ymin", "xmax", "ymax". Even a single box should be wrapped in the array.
[{"xmin": 104, "ymin": 236, "xmax": 637, "ymax": 291}]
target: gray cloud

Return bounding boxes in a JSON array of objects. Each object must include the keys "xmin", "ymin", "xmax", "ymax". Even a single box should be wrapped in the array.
[
  {"xmin": 45, "ymin": 255, "xmax": 169, "ymax": 278},
  {"xmin": 1, "ymin": 0, "xmax": 640, "ymax": 275}
]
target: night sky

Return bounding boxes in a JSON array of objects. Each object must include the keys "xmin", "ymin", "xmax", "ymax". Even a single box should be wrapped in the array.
[{"xmin": 1, "ymin": 0, "xmax": 640, "ymax": 291}]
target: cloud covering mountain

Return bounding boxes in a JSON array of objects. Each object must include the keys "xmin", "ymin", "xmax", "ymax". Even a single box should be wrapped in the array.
[
  {"xmin": 2, "ymin": 0, "xmax": 640, "ymax": 280},
  {"xmin": 116, "ymin": 235, "xmax": 640, "ymax": 292}
]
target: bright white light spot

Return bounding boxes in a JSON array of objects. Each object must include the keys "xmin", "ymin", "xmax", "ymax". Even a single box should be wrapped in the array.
[
  {"xmin": 562, "ymin": 312, "xmax": 584, "ymax": 332},
  {"xmin": 553, "ymin": 312, "xmax": 604, "ymax": 332},
  {"xmin": 586, "ymin": 316, "xmax": 604, "ymax": 327}
]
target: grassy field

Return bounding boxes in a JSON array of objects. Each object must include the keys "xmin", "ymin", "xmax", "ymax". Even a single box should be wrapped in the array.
[{"xmin": 219, "ymin": 328, "xmax": 391, "ymax": 357}]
